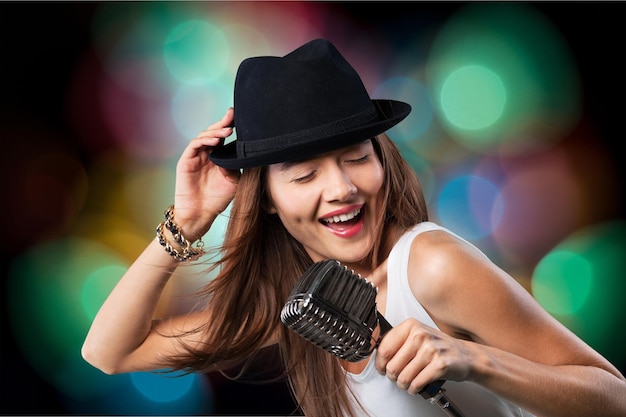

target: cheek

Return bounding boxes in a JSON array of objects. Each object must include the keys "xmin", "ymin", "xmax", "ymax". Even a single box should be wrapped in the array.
[
  {"xmin": 274, "ymin": 197, "xmax": 300, "ymax": 221},
  {"xmin": 268, "ymin": 186, "xmax": 314, "ymax": 225},
  {"xmin": 272, "ymin": 197, "xmax": 318, "ymax": 244},
  {"xmin": 360, "ymin": 165, "xmax": 384, "ymax": 194}
]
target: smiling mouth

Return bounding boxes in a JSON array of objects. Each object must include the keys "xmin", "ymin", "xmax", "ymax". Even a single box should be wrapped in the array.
[{"xmin": 320, "ymin": 208, "xmax": 362, "ymax": 225}]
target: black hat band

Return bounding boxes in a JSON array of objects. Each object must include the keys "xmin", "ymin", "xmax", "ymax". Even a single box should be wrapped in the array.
[{"xmin": 236, "ymin": 106, "xmax": 378, "ymax": 158}]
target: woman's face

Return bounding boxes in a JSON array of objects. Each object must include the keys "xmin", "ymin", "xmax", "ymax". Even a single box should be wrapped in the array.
[{"xmin": 266, "ymin": 140, "xmax": 384, "ymax": 265}]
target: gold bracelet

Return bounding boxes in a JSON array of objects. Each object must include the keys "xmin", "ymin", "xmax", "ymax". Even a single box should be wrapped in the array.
[{"xmin": 156, "ymin": 205, "xmax": 205, "ymax": 261}]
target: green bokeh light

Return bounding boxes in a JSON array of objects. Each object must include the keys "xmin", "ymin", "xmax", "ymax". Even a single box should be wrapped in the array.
[
  {"xmin": 164, "ymin": 20, "xmax": 229, "ymax": 83},
  {"xmin": 531, "ymin": 221, "xmax": 626, "ymax": 365},
  {"xmin": 427, "ymin": 3, "xmax": 581, "ymax": 154},
  {"xmin": 532, "ymin": 250, "xmax": 593, "ymax": 315},
  {"xmin": 8, "ymin": 238, "xmax": 129, "ymax": 398},
  {"xmin": 440, "ymin": 64, "xmax": 506, "ymax": 131}
]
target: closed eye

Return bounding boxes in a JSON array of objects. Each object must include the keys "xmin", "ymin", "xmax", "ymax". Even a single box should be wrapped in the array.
[
  {"xmin": 292, "ymin": 170, "xmax": 317, "ymax": 183},
  {"xmin": 346, "ymin": 154, "xmax": 370, "ymax": 164}
]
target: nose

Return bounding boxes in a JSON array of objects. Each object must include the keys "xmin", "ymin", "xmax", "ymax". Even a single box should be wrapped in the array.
[{"xmin": 323, "ymin": 164, "xmax": 357, "ymax": 202}]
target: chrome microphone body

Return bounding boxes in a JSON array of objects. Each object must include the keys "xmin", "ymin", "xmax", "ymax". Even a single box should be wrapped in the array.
[{"xmin": 281, "ymin": 259, "xmax": 465, "ymax": 417}]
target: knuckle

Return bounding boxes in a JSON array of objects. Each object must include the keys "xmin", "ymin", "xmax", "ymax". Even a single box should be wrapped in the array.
[
  {"xmin": 376, "ymin": 344, "xmax": 393, "ymax": 361},
  {"xmin": 396, "ymin": 376, "xmax": 411, "ymax": 389},
  {"xmin": 401, "ymin": 318, "xmax": 420, "ymax": 330},
  {"xmin": 407, "ymin": 329, "xmax": 425, "ymax": 347},
  {"xmin": 408, "ymin": 382, "xmax": 423, "ymax": 395},
  {"xmin": 385, "ymin": 364, "xmax": 400, "ymax": 381}
]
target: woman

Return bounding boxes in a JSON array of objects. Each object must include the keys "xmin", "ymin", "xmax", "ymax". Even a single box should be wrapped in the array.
[{"xmin": 82, "ymin": 39, "xmax": 626, "ymax": 417}]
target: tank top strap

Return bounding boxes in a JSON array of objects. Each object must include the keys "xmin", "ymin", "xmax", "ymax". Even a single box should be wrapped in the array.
[{"xmin": 385, "ymin": 222, "xmax": 451, "ymax": 329}]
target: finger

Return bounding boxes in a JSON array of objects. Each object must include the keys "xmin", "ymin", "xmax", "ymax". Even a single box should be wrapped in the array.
[
  {"xmin": 374, "ymin": 319, "xmax": 420, "ymax": 375},
  {"xmin": 205, "ymin": 107, "xmax": 235, "ymax": 131},
  {"xmin": 392, "ymin": 343, "xmax": 435, "ymax": 391},
  {"xmin": 384, "ymin": 335, "xmax": 425, "ymax": 383},
  {"xmin": 195, "ymin": 125, "xmax": 233, "ymax": 140},
  {"xmin": 222, "ymin": 107, "xmax": 235, "ymax": 127},
  {"xmin": 181, "ymin": 137, "xmax": 219, "ymax": 160},
  {"xmin": 189, "ymin": 138, "xmax": 221, "ymax": 156},
  {"xmin": 384, "ymin": 320, "xmax": 438, "ymax": 384},
  {"xmin": 406, "ymin": 361, "xmax": 444, "ymax": 396}
]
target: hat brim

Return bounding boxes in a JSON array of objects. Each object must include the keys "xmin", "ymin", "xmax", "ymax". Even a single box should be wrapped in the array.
[{"xmin": 209, "ymin": 99, "xmax": 411, "ymax": 169}]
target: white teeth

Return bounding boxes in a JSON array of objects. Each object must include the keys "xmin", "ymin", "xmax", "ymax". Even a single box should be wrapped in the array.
[{"xmin": 322, "ymin": 208, "xmax": 361, "ymax": 224}]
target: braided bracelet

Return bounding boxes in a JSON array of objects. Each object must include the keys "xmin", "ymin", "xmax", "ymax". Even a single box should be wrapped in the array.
[{"xmin": 156, "ymin": 205, "xmax": 205, "ymax": 261}]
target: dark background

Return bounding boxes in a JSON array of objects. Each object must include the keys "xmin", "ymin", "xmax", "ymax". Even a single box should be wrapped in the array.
[{"xmin": 2, "ymin": 2, "xmax": 624, "ymax": 415}]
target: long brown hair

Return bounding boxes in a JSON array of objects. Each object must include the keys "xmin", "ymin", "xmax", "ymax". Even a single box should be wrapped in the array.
[{"xmin": 165, "ymin": 133, "xmax": 428, "ymax": 417}]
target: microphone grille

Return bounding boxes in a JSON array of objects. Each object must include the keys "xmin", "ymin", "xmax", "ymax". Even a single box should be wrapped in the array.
[{"xmin": 280, "ymin": 259, "xmax": 380, "ymax": 362}]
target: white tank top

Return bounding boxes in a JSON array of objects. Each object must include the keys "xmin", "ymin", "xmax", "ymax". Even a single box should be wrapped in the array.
[{"xmin": 345, "ymin": 222, "xmax": 533, "ymax": 417}]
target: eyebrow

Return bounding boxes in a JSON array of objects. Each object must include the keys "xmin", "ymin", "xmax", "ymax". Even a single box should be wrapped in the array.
[
  {"xmin": 276, "ymin": 140, "xmax": 373, "ymax": 172},
  {"xmin": 277, "ymin": 159, "xmax": 309, "ymax": 172}
]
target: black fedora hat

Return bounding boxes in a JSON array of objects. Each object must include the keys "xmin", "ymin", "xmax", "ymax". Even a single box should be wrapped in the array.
[{"xmin": 209, "ymin": 39, "xmax": 411, "ymax": 169}]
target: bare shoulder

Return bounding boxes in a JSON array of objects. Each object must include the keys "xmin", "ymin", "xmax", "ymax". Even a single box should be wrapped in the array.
[
  {"xmin": 406, "ymin": 229, "xmax": 495, "ymax": 305},
  {"xmin": 405, "ymin": 228, "xmax": 530, "ymax": 341}
]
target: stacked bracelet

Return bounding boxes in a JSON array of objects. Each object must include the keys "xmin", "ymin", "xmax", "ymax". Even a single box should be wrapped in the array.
[{"xmin": 156, "ymin": 205, "xmax": 205, "ymax": 261}]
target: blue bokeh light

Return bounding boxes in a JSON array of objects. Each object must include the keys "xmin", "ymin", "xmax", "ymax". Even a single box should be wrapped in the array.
[{"xmin": 436, "ymin": 174, "xmax": 503, "ymax": 239}]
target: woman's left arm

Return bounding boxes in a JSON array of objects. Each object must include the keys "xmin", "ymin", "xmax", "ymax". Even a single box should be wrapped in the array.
[{"xmin": 375, "ymin": 230, "xmax": 626, "ymax": 417}]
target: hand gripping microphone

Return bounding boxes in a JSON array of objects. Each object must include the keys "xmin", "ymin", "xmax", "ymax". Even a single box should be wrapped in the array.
[{"xmin": 280, "ymin": 259, "xmax": 465, "ymax": 417}]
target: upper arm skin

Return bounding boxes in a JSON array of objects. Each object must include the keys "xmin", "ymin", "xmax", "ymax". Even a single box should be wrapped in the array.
[
  {"xmin": 99, "ymin": 311, "xmax": 281, "ymax": 374},
  {"xmin": 88, "ymin": 310, "xmax": 211, "ymax": 374},
  {"xmin": 406, "ymin": 230, "xmax": 623, "ymax": 379}
]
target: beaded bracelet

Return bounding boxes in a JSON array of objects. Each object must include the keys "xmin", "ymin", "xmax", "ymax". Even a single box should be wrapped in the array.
[{"xmin": 156, "ymin": 205, "xmax": 205, "ymax": 261}]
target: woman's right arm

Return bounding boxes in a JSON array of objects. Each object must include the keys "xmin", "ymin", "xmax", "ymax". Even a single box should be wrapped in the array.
[{"xmin": 82, "ymin": 108, "xmax": 240, "ymax": 374}]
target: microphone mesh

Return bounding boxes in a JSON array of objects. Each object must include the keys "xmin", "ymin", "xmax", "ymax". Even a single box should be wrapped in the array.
[{"xmin": 280, "ymin": 259, "xmax": 380, "ymax": 362}]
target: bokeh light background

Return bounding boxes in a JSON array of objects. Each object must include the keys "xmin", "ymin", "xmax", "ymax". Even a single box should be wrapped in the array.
[{"xmin": 2, "ymin": 2, "xmax": 625, "ymax": 415}]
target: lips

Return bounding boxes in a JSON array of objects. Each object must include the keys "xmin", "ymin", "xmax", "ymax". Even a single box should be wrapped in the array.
[
  {"xmin": 319, "ymin": 206, "xmax": 364, "ymax": 238},
  {"xmin": 320, "ymin": 208, "xmax": 361, "ymax": 224}
]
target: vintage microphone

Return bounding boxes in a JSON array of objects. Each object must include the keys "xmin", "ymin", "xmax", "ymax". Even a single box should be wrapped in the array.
[{"xmin": 281, "ymin": 259, "xmax": 465, "ymax": 417}]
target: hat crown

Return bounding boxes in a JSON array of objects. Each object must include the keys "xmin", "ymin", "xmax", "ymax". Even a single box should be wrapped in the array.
[
  {"xmin": 209, "ymin": 39, "xmax": 411, "ymax": 169},
  {"xmin": 234, "ymin": 39, "xmax": 374, "ymax": 142}
]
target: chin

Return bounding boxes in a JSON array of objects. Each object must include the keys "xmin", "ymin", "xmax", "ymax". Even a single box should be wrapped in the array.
[
  {"xmin": 309, "ymin": 237, "xmax": 374, "ymax": 265},
  {"xmin": 332, "ymin": 249, "xmax": 371, "ymax": 265}
]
